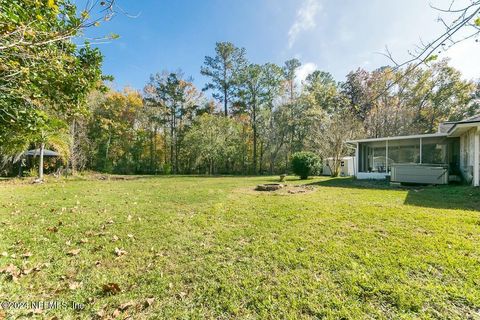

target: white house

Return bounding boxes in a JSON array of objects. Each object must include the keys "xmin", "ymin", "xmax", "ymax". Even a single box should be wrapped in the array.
[{"xmin": 348, "ymin": 114, "xmax": 480, "ymax": 186}]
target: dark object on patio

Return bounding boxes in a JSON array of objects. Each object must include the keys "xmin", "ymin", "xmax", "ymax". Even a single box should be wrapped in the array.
[{"xmin": 255, "ymin": 184, "xmax": 285, "ymax": 191}]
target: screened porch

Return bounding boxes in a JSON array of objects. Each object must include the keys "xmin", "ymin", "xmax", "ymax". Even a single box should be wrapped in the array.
[{"xmin": 357, "ymin": 135, "xmax": 460, "ymax": 176}]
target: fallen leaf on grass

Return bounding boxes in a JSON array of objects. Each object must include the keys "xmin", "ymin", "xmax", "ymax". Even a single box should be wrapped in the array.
[
  {"xmin": 118, "ymin": 301, "xmax": 134, "ymax": 311},
  {"xmin": 69, "ymin": 281, "xmax": 82, "ymax": 290},
  {"xmin": 67, "ymin": 249, "xmax": 81, "ymax": 256},
  {"xmin": 112, "ymin": 235, "xmax": 119, "ymax": 242},
  {"xmin": 21, "ymin": 252, "xmax": 32, "ymax": 259},
  {"xmin": 143, "ymin": 297, "xmax": 155, "ymax": 309},
  {"xmin": 22, "ymin": 268, "xmax": 34, "ymax": 275},
  {"xmin": 114, "ymin": 247, "xmax": 127, "ymax": 257},
  {"xmin": 1, "ymin": 251, "xmax": 8, "ymax": 257},
  {"xmin": 47, "ymin": 226, "xmax": 58, "ymax": 233},
  {"xmin": 112, "ymin": 309, "xmax": 121, "ymax": 318},
  {"xmin": 22, "ymin": 265, "xmax": 42, "ymax": 275},
  {"xmin": 0, "ymin": 264, "xmax": 21, "ymax": 281},
  {"xmin": 91, "ymin": 245, "xmax": 104, "ymax": 253},
  {"xmin": 95, "ymin": 304, "xmax": 115, "ymax": 319},
  {"xmin": 95, "ymin": 309, "xmax": 106, "ymax": 319},
  {"xmin": 111, "ymin": 301, "xmax": 135, "ymax": 318},
  {"xmin": 84, "ymin": 230, "xmax": 95, "ymax": 237},
  {"xmin": 79, "ymin": 238, "xmax": 89, "ymax": 244},
  {"xmin": 102, "ymin": 282, "xmax": 121, "ymax": 295},
  {"xmin": 176, "ymin": 291, "xmax": 187, "ymax": 300},
  {"xmin": 26, "ymin": 309, "xmax": 43, "ymax": 316}
]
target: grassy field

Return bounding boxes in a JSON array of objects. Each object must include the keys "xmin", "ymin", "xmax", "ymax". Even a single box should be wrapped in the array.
[{"xmin": 0, "ymin": 176, "xmax": 479, "ymax": 319}]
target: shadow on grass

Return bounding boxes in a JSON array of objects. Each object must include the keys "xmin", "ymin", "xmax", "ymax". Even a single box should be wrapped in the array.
[{"xmin": 307, "ymin": 177, "xmax": 480, "ymax": 211}]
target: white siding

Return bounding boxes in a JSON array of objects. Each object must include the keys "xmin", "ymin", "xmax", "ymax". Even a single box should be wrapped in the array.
[{"xmin": 460, "ymin": 128, "xmax": 479, "ymax": 185}]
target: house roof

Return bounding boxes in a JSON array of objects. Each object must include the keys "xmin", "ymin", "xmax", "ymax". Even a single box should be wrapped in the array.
[
  {"xmin": 348, "ymin": 114, "xmax": 480, "ymax": 144},
  {"xmin": 459, "ymin": 114, "xmax": 480, "ymax": 122},
  {"xmin": 446, "ymin": 114, "xmax": 480, "ymax": 137}
]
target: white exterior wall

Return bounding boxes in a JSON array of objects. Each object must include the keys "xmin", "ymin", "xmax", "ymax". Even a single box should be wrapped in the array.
[
  {"xmin": 460, "ymin": 128, "xmax": 475, "ymax": 185},
  {"xmin": 459, "ymin": 128, "xmax": 480, "ymax": 186}
]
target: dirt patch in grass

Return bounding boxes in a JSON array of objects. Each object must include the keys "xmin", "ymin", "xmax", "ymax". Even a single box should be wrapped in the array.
[{"xmin": 235, "ymin": 184, "xmax": 316, "ymax": 196}]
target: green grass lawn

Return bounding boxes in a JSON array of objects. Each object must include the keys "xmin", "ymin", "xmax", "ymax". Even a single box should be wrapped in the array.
[{"xmin": 0, "ymin": 176, "xmax": 479, "ymax": 319}]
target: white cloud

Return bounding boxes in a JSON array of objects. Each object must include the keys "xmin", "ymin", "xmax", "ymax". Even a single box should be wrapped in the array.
[
  {"xmin": 444, "ymin": 40, "xmax": 480, "ymax": 81},
  {"xmin": 296, "ymin": 62, "xmax": 318, "ymax": 84},
  {"xmin": 288, "ymin": 0, "xmax": 321, "ymax": 48}
]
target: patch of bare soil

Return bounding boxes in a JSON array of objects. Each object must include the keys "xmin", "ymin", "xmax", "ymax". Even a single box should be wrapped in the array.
[{"xmin": 234, "ymin": 184, "xmax": 316, "ymax": 196}]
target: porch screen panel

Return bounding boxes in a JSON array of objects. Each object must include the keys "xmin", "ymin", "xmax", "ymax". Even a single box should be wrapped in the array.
[
  {"xmin": 388, "ymin": 139, "xmax": 420, "ymax": 167},
  {"xmin": 362, "ymin": 141, "xmax": 387, "ymax": 173},
  {"xmin": 421, "ymin": 137, "xmax": 448, "ymax": 164}
]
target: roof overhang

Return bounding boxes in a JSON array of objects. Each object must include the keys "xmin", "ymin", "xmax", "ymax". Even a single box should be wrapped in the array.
[
  {"xmin": 447, "ymin": 121, "xmax": 480, "ymax": 137},
  {"xmin": 347, "ymin": 133, "xmax": 448, "ymax": 144}
]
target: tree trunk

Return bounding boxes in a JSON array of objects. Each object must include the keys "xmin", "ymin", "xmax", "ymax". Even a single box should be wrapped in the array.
[
  {"xmin": 224, "ymin": 87, "xmax": 228, "ymax": 117},
  {"xmin": 105, "ymin": 132, "xmax": 111, "ymax": 172},
  {"xmin": 39, "ymin": 142, "xmax": 45, "ymax": 180},
  {"xmin": 223, "ymin": 60, "xmax": 228, "ymax": 117},
  {"xmin": 70, "ymin": 119, "xmax": 77, "ymax": 175},
  {"xmin": 170, "ymin": 108, "xmax": 175, "ymax": 174},
  {"xmin": 163, "ymin": 124, "xmax": 168, "ymax": 166},
  {"xmin": 149, "ymin": 124, "xmax": 154, "ymax": 172},
  {"xmin": 253, "ymin": 106, "xmax": 257, "ymax": 174},
  {"xmin": 259, "ymin": 140, "xmax": 264, "ymax": 175}
]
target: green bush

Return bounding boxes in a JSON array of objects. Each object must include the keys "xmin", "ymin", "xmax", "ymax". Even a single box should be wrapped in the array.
[
  {"xmin": 163, "ymin": 164, "xmax": 172, "ymax": 175},
  {"xmin": 291, "ymin": 152, "xmax": 320, "ymax": 179}
]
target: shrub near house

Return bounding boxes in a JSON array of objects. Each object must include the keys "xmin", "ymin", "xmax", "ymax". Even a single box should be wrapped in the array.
[{"xmin": 291, "ymin": 152, "xmax": 321, "ymax": 179}]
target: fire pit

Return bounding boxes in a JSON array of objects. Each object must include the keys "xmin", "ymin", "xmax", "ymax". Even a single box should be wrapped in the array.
[{"xmin": 255, "ymin": 183, "xmax": 285, "ymax": 191}]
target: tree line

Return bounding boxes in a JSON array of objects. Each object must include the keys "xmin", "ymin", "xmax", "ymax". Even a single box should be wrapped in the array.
[
  {"xmin": 53, "ymin": 43, "xmax": 479, "ymax": 176},
  {"xmin": 0, "ymin": 1, "xmax": 478, "ymax": 177}
]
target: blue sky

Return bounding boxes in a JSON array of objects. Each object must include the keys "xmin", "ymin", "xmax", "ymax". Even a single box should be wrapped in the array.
[{"xmin": 84, "ymin": 0, "xmax": 479, "ymax": 91}]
